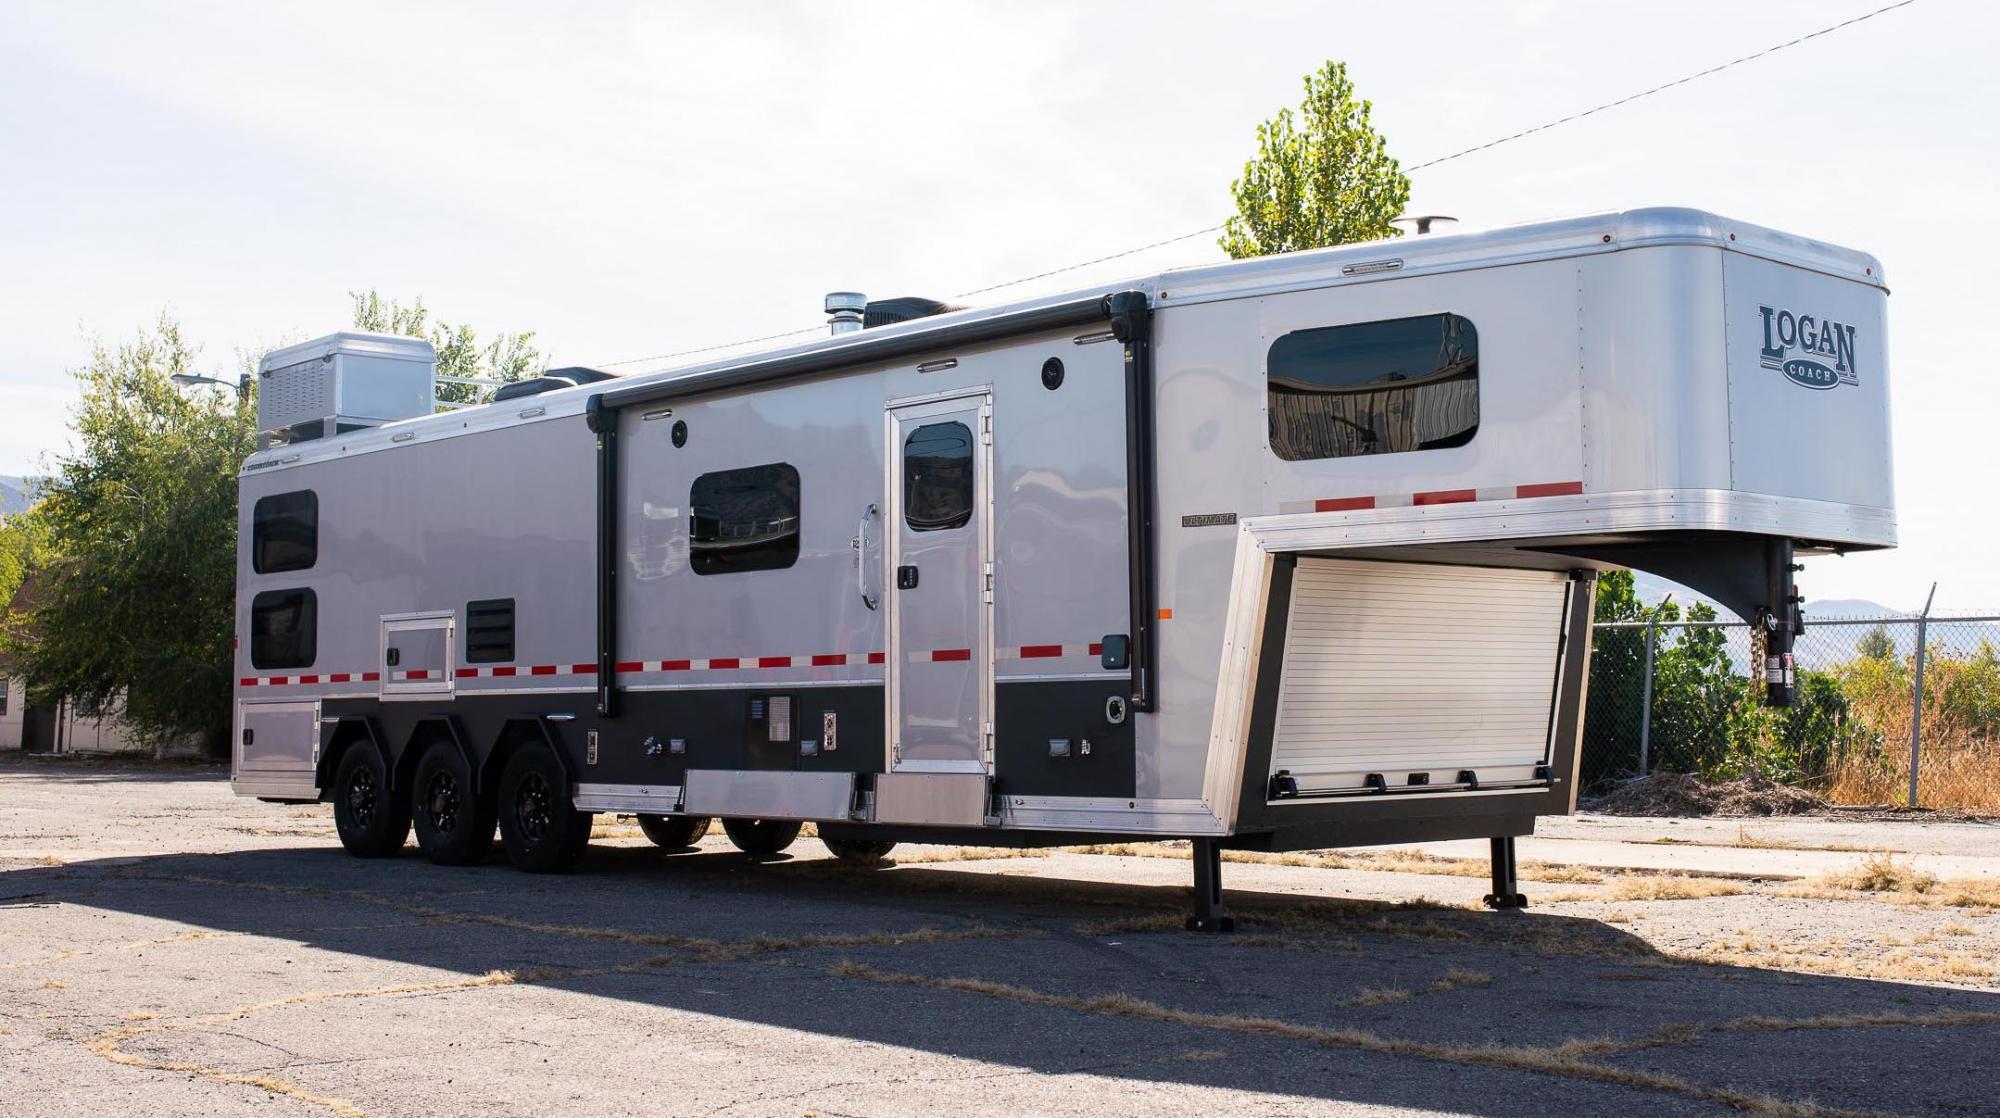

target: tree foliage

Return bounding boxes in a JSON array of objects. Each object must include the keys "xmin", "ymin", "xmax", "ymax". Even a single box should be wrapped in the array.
[
  {"xmin": 1582, "ymin": 569, "xmax": 1851, "ymax": 784},
  {"xmin": 1220, "ymin": 61, "xmax": 1411, "ymax": 259},
  {"xmin": 351, "ymin": 291, "xmax": 543, "ymax": 406},
  {"xmin": 0, "ymin": 506, "xmax": 53, "ymax": 612},
  {"xmin": 2, "ymin": 318, "xmax": 254, "ymax": 752}
]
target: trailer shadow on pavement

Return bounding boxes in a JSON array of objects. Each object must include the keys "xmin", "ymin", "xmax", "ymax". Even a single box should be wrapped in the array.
[{"xmin": 7, "ymin": 839, "xmax": 2000, "ymax": 1118}]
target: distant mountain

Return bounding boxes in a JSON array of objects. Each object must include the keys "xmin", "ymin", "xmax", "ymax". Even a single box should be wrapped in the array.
[
  {"xmin": 1629, "ymin": 574, "xmax": 1902, "ymax": 622},
  {"xmin": 0, "ymin": 475, "xmax": 42, "ymax": 519},
  {"xmin": 1808, "ymin": 597, "xmax": 1904, "ymax": 620},
  {"xmin": 1631, "ymin": 572, "xmax": 1730, "ymax": 618}
]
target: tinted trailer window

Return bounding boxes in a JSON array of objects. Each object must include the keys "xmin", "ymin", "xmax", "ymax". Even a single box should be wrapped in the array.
[
  {"xmin": 251, "ymin": 490, "xmax": 318, "ymax": 574},
  {"xmin": 250, "ymin": 588, "xmax": 317, "ymax": 669},
  {"xmin": 1268, "ymin": 313, "xmax": 1479, "ymax": 460},
  {"xmin": 689, "ymin": 462, "xmax": 801, "ymax": 575}
]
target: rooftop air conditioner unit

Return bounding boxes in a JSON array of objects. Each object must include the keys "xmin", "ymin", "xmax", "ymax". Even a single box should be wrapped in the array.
[{"xmin": 256, "ymin": 332, "xmax": 437, "ymax": 446}]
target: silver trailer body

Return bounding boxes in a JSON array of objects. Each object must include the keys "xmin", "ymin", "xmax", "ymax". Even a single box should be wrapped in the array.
[{"xmin": 230, "ymin": 208, "xmax": 1893, "ymax": 873}]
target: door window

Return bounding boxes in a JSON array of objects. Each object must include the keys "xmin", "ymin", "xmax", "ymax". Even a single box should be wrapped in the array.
[{"xmin": 903, "ymin": 421, "xmax": 974, "ymax": 532}]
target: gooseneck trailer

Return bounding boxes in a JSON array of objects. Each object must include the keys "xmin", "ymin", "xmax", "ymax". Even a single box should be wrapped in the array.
[{"xmin": 230, "ymin": 209, "xmax": 1893, "ymax": 928}]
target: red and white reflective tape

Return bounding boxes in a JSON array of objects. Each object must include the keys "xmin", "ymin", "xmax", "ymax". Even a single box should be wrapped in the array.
[
  {"xmin": 240, "ymin": 671, "xmax": 382, "ymax": 688},
  {"xmin": 238, "ymin": 640, "xmax": 1115, "ymax": 689},
  {"xmin": 1280, "ymin": 480, "xmax": 1583, "ymax": 515},
  {"xmin": 614, "ymin": 652, "xmax": 885, "ymax": 673},
  {"xmin": 997, "ymin": 643, "xmax": 1103, "ymax": 660},
  {"xmin": 455, "ymin": 663, "xmax": 596, "ymax": 679}
]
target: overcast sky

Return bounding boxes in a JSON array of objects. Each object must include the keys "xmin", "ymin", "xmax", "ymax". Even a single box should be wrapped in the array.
[{"xmin": 2, "ymin": 1, "xmax": 1992, "ymax": 611}]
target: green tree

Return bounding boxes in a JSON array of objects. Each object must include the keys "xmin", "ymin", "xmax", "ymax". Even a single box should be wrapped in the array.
[
  {"xmin": 351, "ymin": 291, "xmax": 543, "ymax": 406},
  {"xmin": 0, "ymin": 505, "xmax": 52, "ymax": 611},
  {"xmin": 2, "ymin": 318, "xmax": 254, "ymax": 754},
  {"xmin": 1856, "ymin": 625, "xmax": 1895, "ymax": 661},
  {"xmin": 1220, "ymin": 61, "xmax": 1411, "ymax": 259}
]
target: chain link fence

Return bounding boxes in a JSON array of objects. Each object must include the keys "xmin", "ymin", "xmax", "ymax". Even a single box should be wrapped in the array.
[{"xmin": 1583, "ymin": 613, "xmax": 2000, "ymax": 811}]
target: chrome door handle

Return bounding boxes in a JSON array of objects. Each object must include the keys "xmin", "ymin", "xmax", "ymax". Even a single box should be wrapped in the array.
[{"xmin": 856, "ymin": 503, "xmax": 879, "ymax": 610}]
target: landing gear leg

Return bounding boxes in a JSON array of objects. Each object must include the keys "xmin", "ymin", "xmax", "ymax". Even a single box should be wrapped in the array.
[
  {"xmin": 1185, "ymin": 838, "xmax": 1234, "ymax": 933},
  {"xmin": 1483, "ymin": 836, "xmax": 1528, "ymax": 910}
]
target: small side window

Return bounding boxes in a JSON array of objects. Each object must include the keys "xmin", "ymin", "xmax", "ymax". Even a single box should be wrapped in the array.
[
  {"xmin": 1267, "ymin": 313, "xmax": 1479, "ymax": 461},
  {"xmin": 903, "ymin": 421, "xmax": 974, "ymax": 532},
  {"xmin": 0, "ymin": 678, "xmax": 9, "ymax": 717},
  {"xmin": 466, "ymin": 598, "xmax": 516, "ymax": 663},
  {"xmin": 250, "ymin": 588, "xmax": 317, "ymax": 669},
  {"xmin": 252, "ymin": 491, "xmax": 318, "ymax": 574},
  {"xmin": 690, "ymin": 463, "xmax": 801, "ymax": 576}
]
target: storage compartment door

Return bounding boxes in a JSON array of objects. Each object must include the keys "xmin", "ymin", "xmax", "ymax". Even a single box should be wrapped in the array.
[
  {"xmin": 380, "ymin": 612, "xmax": 456, "ymax": 698},
  {"xmin": 235, "ymin": 699, "xmax": 322, "ymax": 775},
  {"xmin": 234, "ymin": 704, "xmax": 320, "ymax": 800},
  {"xmin": 1269, "ymin": 560, "xmax": 1569, "ymax": 797}
]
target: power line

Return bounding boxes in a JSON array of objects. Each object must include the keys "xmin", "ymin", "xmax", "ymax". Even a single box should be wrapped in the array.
[
  {"xmin": 597, "ymin": 324, "xmax": 825, "ymax": 368},
  {"xmin": 598, "ymin": 0, "xmax": 1916, "ymax": 370},
  {"xmin": 1401, "ymin": 0, "xmax": 1916, "ymax": 173},
  {"xmin": 953, "ymin": 0, "xmax": 1917, "ymax": 298}
]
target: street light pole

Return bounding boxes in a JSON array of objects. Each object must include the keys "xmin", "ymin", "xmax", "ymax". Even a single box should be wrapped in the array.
[{"xmin": 170, "ymin": 372, "xmax": 252, "ymax": 399}]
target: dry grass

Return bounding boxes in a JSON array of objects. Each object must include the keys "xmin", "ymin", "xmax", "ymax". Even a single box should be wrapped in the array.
[
  {"xmin": 1340, "ymin": 986, "xmax": 1413, "ymax": 1007},
  {"xmin": 1681, "ymin": 932, "xmax": 1998, "ymax": 984},
  {"xmin": 1782, "ymin": 855, "xmax": 2000, "ymax": 911},
  {"xmin": 1428, "ymin": 967, "xmax": 1494, "ymax": 993},
  {"xmin": 826, "ymin": 961, "xmax": 1879, "ymax": 1117},
  {"xmin": 1601, "ymin": 875, "xmax": 1745, "ymax": 902},
  {"xmin": 886, "ymin": 847, "xmax": 1053, "ymax": 865},
  {"xmin": 1732, "ymin": 826, "xmax": 1881, "ymax": 854},
  {"xmin": 1546, "ymin": 874, "xmax": 1745, "ymax": 904},
  {"xmin": 1820, "ymin": 697, "xmax": 2000, "ymax": 813},
  {"xmin": 1819, "ymin": 853, "xmax": 1939, "ymax": 894}
]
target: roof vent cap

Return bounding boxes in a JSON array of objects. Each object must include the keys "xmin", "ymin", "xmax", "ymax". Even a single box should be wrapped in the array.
[{"xmin": 825, "ymin": 292, "xmax": 867, "ymax": 335}]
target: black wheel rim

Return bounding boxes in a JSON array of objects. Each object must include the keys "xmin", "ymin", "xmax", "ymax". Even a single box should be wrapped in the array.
[
  {"xmin": 425, "ymin": 769, "xmax": 462, "ymax": 833},
  {"xmin": 515, "ymin": 772, "xmax": 552, "ymax": 842},
  {"xmin": 346, "ymin": 767, "xmax": 377, "ymax": 828}
]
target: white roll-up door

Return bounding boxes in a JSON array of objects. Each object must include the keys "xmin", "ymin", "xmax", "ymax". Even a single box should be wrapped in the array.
[{"xmin": 1270, "ymin": 559, "xmax": 1570, "ymax": 797}]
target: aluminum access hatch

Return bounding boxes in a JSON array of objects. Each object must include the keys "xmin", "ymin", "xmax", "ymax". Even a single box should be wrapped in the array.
[{"xmin": 1268, "ymin": 559, "xmax": 1571, "ymax": 798}]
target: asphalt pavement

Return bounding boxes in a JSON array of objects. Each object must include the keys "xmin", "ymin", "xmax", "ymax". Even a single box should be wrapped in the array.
[{"xmin": 3, "ymin": 758, "xmax": 1997, "ymax": 1118}]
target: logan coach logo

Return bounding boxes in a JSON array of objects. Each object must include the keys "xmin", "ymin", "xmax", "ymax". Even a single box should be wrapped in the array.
[{"xmin": 1758, "ymin": 305, "xmax": 1860, "ymax": 391}]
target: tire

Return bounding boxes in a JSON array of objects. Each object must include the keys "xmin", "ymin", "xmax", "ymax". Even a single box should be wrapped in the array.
[
  {"xmin": 331, "ymin": 747, "xmax": 410, "ymax": 858},
  {"xmin": 823, "ymin": 836, "xmax": 897, "ymax": 865},
  {"xmin": 411, "ymin": 744, "xmax": 496, "ymax": 866},
  {"xmin": 496, "ymin": 744, "xmax": 591, "ymax": 873},
  {"xmin": 637, "ymin": 814, "xmax": 712, "ymax": 850},
  {"xmin": 721, "ymin": 818, "xmax": 803, "ymax": 857}
]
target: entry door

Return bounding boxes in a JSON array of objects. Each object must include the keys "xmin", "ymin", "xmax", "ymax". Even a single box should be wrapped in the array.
[{"xmin": 887, "ymin": 392, "xmax": 992, "ymax": 773}]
